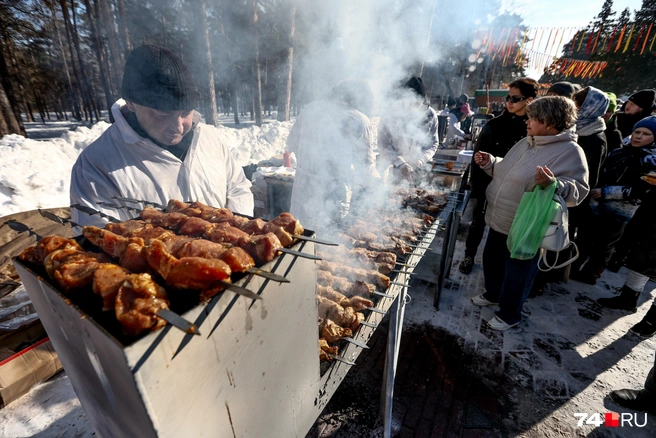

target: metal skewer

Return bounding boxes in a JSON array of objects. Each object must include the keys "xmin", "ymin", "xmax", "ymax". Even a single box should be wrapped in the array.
[
  {"xmin": 279, "ymin": 248, "xmax": 322, "ymax": 260},
  {"xmin": 111, "ymin": 196, "xmax": 165, "ymax": 209},
  {"xmin": 343, "ymin": 337, "xmax": 369, "ymax": 349},
  {"xmin": 373, "ymin": 291, "xmax": 394, "ymax": 299},
  {"xmin": 390, "ymin": 281, "xmax": 410, "ymax": 287},
  {"xmin": 71, "ymin": 204, "xmax": 121, "ymax": 223},
  {"xmin": 328, "ymin": 354, "xmax": 355, "ymax": 365},
  {"xmin": 366, "ymin": 307, "xmax": 386, "ymax": 314},
  {"xmin": 218, "ymin": 280, "xmax": 261, "ymax": 301},
  {"xmin": 359, "ymin": 321, "xmax": 376, "ymax": 328},
  {"xmin": 155, "ymin": 309, "xmax": 200, "ymax": 335},
  {"xmin": 293, "ymin": 235, "xmax": 338, "ymax": 246},
  {"xmin": 97, "ymin": 201, "xmax": 142, "ymax": 213}
]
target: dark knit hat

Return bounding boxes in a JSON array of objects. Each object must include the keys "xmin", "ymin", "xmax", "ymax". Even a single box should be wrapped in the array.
[
  {"xmin": 405, "ymin": 77, "xmax": 426, "ymax": 98},
  {"xmin": 633, "ymin": 115, "xmax": 656, "ymax": 135},
  {"xmin": 447, "ymin": 96, "xmax": 457, "ymax": 107},
  {"xmin": 547, "ymin": 82, "xmax": 575, "ymax": 98},
  {"xmin": 122, "ymin": 45, "xmax": 197, "ymax": 111},
  {"xmin": 628, "ymin": 89, "xmax": 656, "ymax": 111}
]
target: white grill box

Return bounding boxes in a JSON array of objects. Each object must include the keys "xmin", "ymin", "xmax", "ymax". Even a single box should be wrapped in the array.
[
  {"xmin": 14, "ymin": 237, "xmax": 327, "ymax": 438},
  {"xmin": 13, "ymin": 215, "xmax": 441, "ymax": 437}
]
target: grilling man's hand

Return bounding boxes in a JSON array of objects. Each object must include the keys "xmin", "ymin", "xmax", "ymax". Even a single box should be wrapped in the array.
[{"xmin": 399, "ymin": 163, "xmax": 413, "ymax": 179}]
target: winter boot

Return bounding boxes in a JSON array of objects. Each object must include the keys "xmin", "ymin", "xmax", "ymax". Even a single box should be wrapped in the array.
[
  {"xmin": 458, "ymin": 256, "xmax": 474, "ymax": 275},
  {"xmin": 571, "ymin": 266, "xmax": 605, "ymax": 285},
  {"xmin": 630, "ymin": 305, "xmax": 656, "ymax": 337},
  {"xmin": 609, "ymin": 389, "xmax": 656, "ymax": 415},
  {"xmin": 597, "ymin": 285, "xmax": 640, "ymax": 313}
]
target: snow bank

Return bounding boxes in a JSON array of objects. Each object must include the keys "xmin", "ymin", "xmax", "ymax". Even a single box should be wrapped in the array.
[
  {"xmin": 0, "ymin": 123, "xmax": 111, "ymax": 216},
  {"xmin": 214, "ymin": 121, "xmax": 292, "ymax": 167},
  {"xmin": 0, "ymin": 120, "xmax": 291, "ymax": 216}
]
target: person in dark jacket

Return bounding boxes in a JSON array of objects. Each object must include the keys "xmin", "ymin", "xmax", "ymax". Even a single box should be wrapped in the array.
[
  {"xmin": 604, "ymin": 185, "xmax": 656, "ymax": 416},
  {"xmin": 458, "ymin": 77, "xmax": 539, "ymax": 274},
  {"xmin": 615, "ymin": 89, "xmax": 655, "ymax": 139},
  {"xmin": 596, "ymin": 182, "xmax": 656, "ymax": 317},
  {"xmin": 603, "ymin": 92, "xmax": 623, "ymax": 153},
  {"xmin": 571, "ymin": 116, "xmax": 656, "ymax": 284}
]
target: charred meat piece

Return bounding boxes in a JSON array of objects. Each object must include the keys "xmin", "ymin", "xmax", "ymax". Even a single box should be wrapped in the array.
[
  {"xmin": 320, "ymin": 319, "xmax": 353, "ymax": 343},
  {"xmin": 115, "ymin": 273, "xmax": 169, "ymax": 337},
  {"xmin": 316, "ymin": 271, "xmax": 375, "ymax": 297},
  {"xmin": 264, "ymin": 212, "xmax": 304, "ymax": 236},
  {"xmin": 240, "ymin": 218, "xmax": 267, "ymax": 235},
  {"xmin": 318, "ymin": 285, "xmax": 373, "ymax": 311},
  {"xmin": 93, "ymin": 264, "xmax": 131, "ymax": 310},
  {"xmin": 178, "ymin": 216, "xmax": 213, "ymax": 237},
  {"xmin": 319, "ymin": 338, "xmax": 339, "ymax": 361},
  {"xmin": 18, "ymin": 235, "xmax": 82, "ymax": 265},
  {"xmin": 105, "ymin": 220, "xmax": 152, "ymax": 236},
  {"xmin": 318, "ymin": 261, "xmax": 390, "ymax": 289},
  {"xmin": 141, "ymin": 207, "xmax": 189, "ymax": 231},
  {"xmin": 240, "ymin": 232, "xmax": 282, "ymax": 264},
  {"xmin": 144, "ymin": 239, "xmax": 232, "ymax": 291}
]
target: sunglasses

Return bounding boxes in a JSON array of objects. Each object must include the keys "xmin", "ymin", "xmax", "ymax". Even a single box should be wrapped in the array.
[{"xmin": 505, "ymin": 95, "xmax": 528, "ymax": 103}]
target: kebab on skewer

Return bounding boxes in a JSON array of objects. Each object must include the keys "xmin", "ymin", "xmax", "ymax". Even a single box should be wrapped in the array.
[{"xmin": 18, "ymin": 236, "xmax": 170, "ymax": 336}]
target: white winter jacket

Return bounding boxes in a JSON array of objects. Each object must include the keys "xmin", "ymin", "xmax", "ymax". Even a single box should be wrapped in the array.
[
  {"xmin": 482, "ymin": 128, "xmax": 590, "ymax": 235},
  {"xmin": 70, "ymin": 100, "xmax": 254, "ymax": 227}
]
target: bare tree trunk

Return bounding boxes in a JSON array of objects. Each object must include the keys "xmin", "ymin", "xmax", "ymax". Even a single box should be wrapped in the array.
[
  {"xmin": 194, "ymin": 0, "xmax": 218, "ymax": 125},
  {"xmin": 49, "ymin": 0, "xmax": 80, "ymax": 120},
  {"xmin": 59, "ymin": 0, "xmax": 85, "ymax": 120},
  {"xmin": 0, "ymin": 78, "xmax": 21, "ymax": 135},
  {"xmin": 115, "ymin": 0, "xmax": 131, "ymax": 55},
  {"xmin": 67, "ymin": 0, "xmax": 96, "ymax": 122},
  {"xmin": 277, "ymin": 3, "xmax": 295, "ymax": 122},
  {"xmin": 252, "ymin": 0, "xmax": 263, "ymax": 126},
  {"xmin": 0, "ymin": 37, "xmax": 26, "ymax": 135},
  {"xmin": 231, "ymin": 80, "xmax": 240, "ymax": 125},
  {"xmin": 98, "ymin": 0, "xmax": 123, "ymax": 95},
  {"xmin": 84, "ymin": 0, "xmax": 114, "ymax": 116}
]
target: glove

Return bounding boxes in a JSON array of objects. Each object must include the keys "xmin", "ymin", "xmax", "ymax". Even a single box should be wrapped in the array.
[{"xmin": 399, "ymin": 162, "xmax": 413, "ymax": 178}]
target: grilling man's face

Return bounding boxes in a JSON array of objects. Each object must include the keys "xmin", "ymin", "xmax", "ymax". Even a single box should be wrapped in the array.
[{"xmin": 126, "ymin": 101, "xmax": 194, "ymax": 146}]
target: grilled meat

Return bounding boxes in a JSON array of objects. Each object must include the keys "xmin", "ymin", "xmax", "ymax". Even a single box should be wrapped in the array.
[
  {"xmin": 318, "ymin": 261, "xmax": 390, "ymax": 289},
  {"xmin": 115, "ymin": 273, "xmax": 169, "ymax": 336}
]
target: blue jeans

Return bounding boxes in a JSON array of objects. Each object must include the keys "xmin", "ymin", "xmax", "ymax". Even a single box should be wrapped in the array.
[{"xmin": 482, "ymin": 228, "xmax": 540, "ymax": 325}]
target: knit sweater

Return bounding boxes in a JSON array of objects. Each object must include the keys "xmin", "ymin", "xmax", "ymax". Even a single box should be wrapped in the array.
[{"xmin": 481, "ymin": 128, "xmax": 590, "ymax": 235}]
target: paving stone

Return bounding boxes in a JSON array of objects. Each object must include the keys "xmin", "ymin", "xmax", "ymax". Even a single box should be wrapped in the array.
[{"xmin": 532, "ymin": 371, "xmax": 570, "ymax": 399}]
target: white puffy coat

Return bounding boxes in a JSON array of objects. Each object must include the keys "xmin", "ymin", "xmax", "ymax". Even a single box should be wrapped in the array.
[{"xmin": 70, "ymin": 100, "xmax": 253, "ymax": 227}]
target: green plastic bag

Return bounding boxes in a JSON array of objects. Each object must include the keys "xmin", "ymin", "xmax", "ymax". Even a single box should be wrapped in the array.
[{"xmin": 506, "ymin": 181, "xmax": 559, "ymax": 260}]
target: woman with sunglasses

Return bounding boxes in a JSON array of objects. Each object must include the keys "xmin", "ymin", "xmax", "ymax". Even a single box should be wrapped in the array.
[
  {"xmin": 471, "ymin": 96, "xmax": 590, "ymax": 330},
  {"xmin": 459, "ymin": 78, "xmax": 538, "ymax": 275}
]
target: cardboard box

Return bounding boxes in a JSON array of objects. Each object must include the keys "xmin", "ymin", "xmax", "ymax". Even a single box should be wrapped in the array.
[{"xmin": 0, "ymin": 337, "xmax": 62, "ymax": 406}]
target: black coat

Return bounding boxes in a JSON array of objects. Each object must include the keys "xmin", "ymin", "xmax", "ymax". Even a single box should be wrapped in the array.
[
  {"xmin": 577, "ymin": 131, "xmax": 607, "ymax": 189},
  {"xmin": 604, "ymin": 115, "xmax": 623, "ymax": 154},
  {"xmin": 622, "ymin": 188, "xmax": 656, "ymax": 276},
  {"xmin": 599, "ymin": 144, "xmax": 656, "ymax": 201},
  {"xmin": 615, "ymin": 110, "xmax": 653, "ymax": 138},
  {"xmin": 470, "ymin": 111, "xmax": 528, "ymax": 198}
]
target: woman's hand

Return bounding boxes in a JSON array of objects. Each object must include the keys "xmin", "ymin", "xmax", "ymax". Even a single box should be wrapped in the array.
[
  {"xmin": 589, "ymin": 188, "xmax": 603, "ymax": 199},
  {"xmin": 474, "ymin": 152, "xmax": 490, "ymax": 167},
  {"xmin": 535, "ymin": 165, "xmax": 556, "ymax": 188}
]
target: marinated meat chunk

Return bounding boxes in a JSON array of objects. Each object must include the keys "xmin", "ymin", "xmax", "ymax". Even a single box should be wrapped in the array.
[{"xmin": 115, "ymin": 273, "xmax": 169, "ymax": 337}]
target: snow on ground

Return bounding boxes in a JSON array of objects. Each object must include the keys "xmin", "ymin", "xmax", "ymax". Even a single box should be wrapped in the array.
[{"xmin": 0, "ymin": 116, "xmax": 291, "ymax": 217}]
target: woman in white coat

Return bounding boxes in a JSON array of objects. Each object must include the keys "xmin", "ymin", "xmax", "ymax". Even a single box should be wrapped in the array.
[{"xmin": 471, "ymin": 96, "xmax": 589, "ymax": 330}]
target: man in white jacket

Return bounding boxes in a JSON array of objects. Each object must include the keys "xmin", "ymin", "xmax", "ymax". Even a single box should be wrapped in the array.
[{"xmin": 70, "ymin": 45, "xmax": 254, "ymax": 227}]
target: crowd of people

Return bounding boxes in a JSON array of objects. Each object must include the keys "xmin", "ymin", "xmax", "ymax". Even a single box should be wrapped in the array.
[{"xmin": 456, "ymin": 79, "xmax": 656, "ymax": 415}]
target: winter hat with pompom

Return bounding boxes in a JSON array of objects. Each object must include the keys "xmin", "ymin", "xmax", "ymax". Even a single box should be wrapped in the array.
[{"xmin": 122, "ymin": 45, "xmax": 197, "ymax": 111}]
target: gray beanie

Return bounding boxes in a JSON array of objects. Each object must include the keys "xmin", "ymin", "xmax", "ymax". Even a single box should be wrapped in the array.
[
  {"xmin": 547, "ymin": 82, "xmax": 576, "ymax": 98},
  {"xmin": 122, "ymin": 45, "xmax": 197, "ymax": 111}
]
